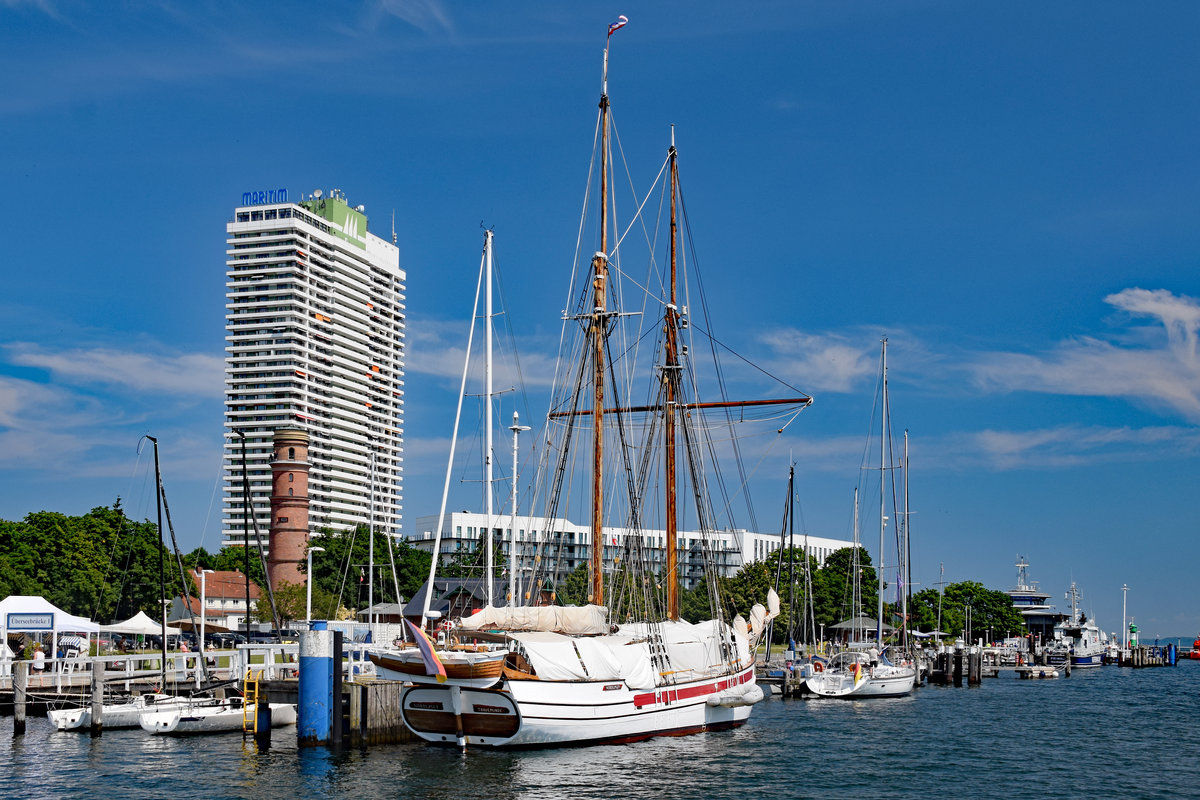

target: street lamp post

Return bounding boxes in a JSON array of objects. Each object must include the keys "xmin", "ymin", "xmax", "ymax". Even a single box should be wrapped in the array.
[
  {"xmin": 199, "ymin": 569, "xmax": 214, "ymax": 656},
  {"xmin": 307, "ymin": 546, "xmax": 325, "ymax": 627}
]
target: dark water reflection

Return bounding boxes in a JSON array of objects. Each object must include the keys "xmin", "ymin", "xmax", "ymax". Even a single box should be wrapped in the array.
[{"xmin": 4, "ymin": 664, "xmax": 1197, "ymax": 799}]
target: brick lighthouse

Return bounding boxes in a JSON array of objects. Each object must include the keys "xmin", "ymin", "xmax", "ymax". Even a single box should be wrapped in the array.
[{"xmin": 268, "ymin": 427, "xmax": 311, "ymax": 587}]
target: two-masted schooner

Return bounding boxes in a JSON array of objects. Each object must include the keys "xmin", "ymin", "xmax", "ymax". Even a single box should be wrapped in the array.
[{"xmin": 369, "ymin": 18, "xmax": 810, "ymax": 748}]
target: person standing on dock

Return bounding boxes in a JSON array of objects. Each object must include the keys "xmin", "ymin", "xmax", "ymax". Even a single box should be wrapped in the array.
[{"xmin": 31, "ymin": 642, "xmax": 45, "ymax": 673}]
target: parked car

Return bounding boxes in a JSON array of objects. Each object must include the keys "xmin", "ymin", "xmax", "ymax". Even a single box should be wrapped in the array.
[
  {"xmin": 272, "ymin": 629, "xmax": 301, "ymax": 643},
  {"xmin": 248, "ymin": 631, "xmax": 278, "ymax": 644},
  {"xmin": 208, "ymin": 631, "xmax": 246, "ymax": 649}
]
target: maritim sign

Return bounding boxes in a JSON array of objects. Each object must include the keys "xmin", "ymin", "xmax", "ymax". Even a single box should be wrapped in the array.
[{"xmin": 242, "ymin": 188, "xmax": 288, "ymax": 206}]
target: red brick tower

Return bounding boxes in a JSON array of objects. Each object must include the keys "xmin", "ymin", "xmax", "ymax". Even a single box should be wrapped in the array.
[{"xmin": 268, "ymin": 428, "xmax": 310, "ymax": 588}]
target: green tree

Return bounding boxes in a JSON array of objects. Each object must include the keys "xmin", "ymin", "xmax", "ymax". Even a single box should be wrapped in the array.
[
  {"xmin": 0, "ymin": 503, "xmax": 184, "ymax": 622},
  {"xmin": 306, "ymin": 525, "xmax": 432, "ymax": 616},
  {"xmin": 810, "ymin": 546, "xmax": 877, "ymax": 630},
  {"xmin": 910, "ymin": 581, "xmax": 1024, "ymax": 640},
  {"xmin": 554, "ymin": 562, "xmax": 590, "ymax": 607},
  {"xmin": 252, "ymin": 580, "xmax": 343, "ymax": 625},
  {"xmin": 182, "ymin": 546, "xmax": 216, "ymax": 572},
  {"xmin": 679, "ymin": 580, "xmax": 713, "ymax": 624},
  {"xmin": 212, "ymin": 545, "xmax": 265, "ymax": 586}
]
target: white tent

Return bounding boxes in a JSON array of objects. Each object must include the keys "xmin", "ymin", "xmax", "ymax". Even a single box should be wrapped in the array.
[
  {"xmin": 102, "ymin": 610, "xmax": 181, "ymax": 636},
  {"xmin": 0, "ymin": 595, "xmax": 100, "ymax": 634},
  {"xmin": 0, "ymin": 595, "xmax": 100, "ymax": 660}
]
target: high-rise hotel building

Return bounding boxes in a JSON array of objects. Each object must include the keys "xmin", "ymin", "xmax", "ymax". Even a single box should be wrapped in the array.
[{"xmin": 222, "ymin": 189, "xmax": 405, "ymax": 550}]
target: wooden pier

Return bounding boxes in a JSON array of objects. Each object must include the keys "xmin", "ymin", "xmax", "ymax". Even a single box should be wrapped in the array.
[
  {"xmin": 1120, "ymin": 645, "xmax": 1177, "ymax": 668},
  {"xmin": 347, "ymin": 679, "xmax": 416, "ymax": 745}
]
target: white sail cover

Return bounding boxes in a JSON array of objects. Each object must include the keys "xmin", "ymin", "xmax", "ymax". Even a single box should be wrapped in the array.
[
  {"xmin": 459, "ymin": 604, "xmax": 610, "ymax": 635},
  {"xmin": 509, "ymin": 619, "xmax": 746, "ymax": 688}
]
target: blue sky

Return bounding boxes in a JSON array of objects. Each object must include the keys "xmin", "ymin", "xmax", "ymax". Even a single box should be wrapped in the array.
[{"xmin": 2, "ymin": 1, "xmax": 1199, "ymax": 638}]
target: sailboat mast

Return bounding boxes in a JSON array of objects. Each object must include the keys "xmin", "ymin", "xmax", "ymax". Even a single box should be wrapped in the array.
[
  {"xmin": 902, "ymin": 429, "xmax": 910, "ymax": 651},
  {"xmin": 665, "ymin": 129, "xmax": 680, "ymax": 619},
  {"xmin": 148, "ymin": 435, "xmax": 167, "ymax": 690},
  {"xmin": 852, "ymin": 487, "xmax": 860, "ymax": 622},
  {"xmin": 485, "ymin": 229, "xmax": 495, "ymax": 608},
  {"xmin": 877, "ymin": 337, "xmax": 888, "ymax": 646},
  {"xmin": 787, "ymin": 463, "xmax": 796, "ymax": 643},
  {"xmin": 509, "ymin": 412, "xmax": 530, "ymax": 606},
  {"xmin": 590, "ymin": 45, "xmax": 612, "ymax": 607},
  {"xmin": 420, "ymin": 239, "xmax": 488, "ymax": 625}
]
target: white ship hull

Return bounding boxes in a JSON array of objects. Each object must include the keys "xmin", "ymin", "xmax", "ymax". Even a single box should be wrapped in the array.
[
  {"xmin": 401, "ymin": 663, "xmax": 759, "ymax": 748},
  {"xmin": 140, "ymin": 700, "xmax": 296, "ymax": 735},
  {"xmin": 807, "ymin": 666, "xmax": 916, "ymax": 698},
  {"xmin": 49, "ymin": 693, "xmax": 184, "ymax": 731}
]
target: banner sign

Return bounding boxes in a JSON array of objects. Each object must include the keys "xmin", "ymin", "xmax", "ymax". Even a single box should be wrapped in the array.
[{"xmin": 7, "ymin": 612, "xmax": 54, "ymax": 630}]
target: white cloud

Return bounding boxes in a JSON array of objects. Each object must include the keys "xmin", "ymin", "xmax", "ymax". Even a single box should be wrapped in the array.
[
  {"xmin": 4, "ymin": 343, "xmax": 223, "ymax": 397},
  {"xmin": 405, "ymin": 317, "xmax": 558, "ymax": 389},
  {"xmin": 369, "ymin": 0, "xmax": 454, "ymax": 36},
  {"xmin": 757, "ymin": 330, "xmax": 878, "ymax": 393},
  {"xmin": 961, "ymin": 424, "xmax": 1200, "ymax": 470},
  {"xmin": 966, "ymin": 288, "xmax": 1200, "ymax": 421}
]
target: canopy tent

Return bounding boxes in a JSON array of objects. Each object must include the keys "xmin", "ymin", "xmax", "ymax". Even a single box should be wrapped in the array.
[
  {"xmin": 1, "ymin": 595, "xmax": 100, "ymax": 660},
  {"xmin": 829, "ymin": 614, "xmax": 895, "ymax": 634},
  {"xmin": 102, "ymin": 610, "xmax": 181, "ymax": 637},
  {"xmin": 0, "ymin": 595, "xmax": 100, "ymax": 633},
  {"xmin": 910, "ymin": 630, "xmax": 949, "ymax": 639}
]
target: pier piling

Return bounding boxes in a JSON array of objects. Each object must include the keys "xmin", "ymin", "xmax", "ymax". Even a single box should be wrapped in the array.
[
  {"xmin": 968, "ymin": 649, "xmax": 982, "ymax": 685},
  {"xmin": 13, "ymin": 662, "xmax": 27, "ymax": 737},
  {"xmin": 331, "ymin": 631, "xmax": 344, "ymax": 748},
  {"xmin": 298, "ymin": 627, "xmax": 334, "ymax": 745},
  {"xmin": 90, "ymin": 659, "xmax": 105, "ymax": 737}
]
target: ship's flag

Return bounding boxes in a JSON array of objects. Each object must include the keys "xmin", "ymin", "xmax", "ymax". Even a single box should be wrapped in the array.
[
  {"xmin": 405, "ymin": 620, "xmax": 447, "ymax": 683},
  {"xmin": 608, "ymin": 15, "xmax": 628, "ymax": 37}
]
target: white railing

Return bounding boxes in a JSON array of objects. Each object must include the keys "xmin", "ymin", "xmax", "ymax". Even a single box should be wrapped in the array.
[
  {"xmin": 0, "ymin": 640, "xmax": 375, "ymax": 691},
  {"xmin": 0, "ymin": 650, "xmax": 239, "ymax": 692}
]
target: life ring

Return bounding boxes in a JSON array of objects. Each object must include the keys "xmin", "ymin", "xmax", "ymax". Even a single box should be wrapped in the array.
[{"xmin": 813, "ymin": 661, "xmax": 824, "ymax": 672}]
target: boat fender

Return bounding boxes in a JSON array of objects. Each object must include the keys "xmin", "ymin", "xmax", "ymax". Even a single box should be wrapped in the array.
[{"xmin": 741, "ymin": 684, "xmax": 764, "ymax": 705}]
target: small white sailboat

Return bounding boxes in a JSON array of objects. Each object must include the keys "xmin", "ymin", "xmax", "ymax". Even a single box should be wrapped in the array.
[
  {"xmin": 49, "ymin": 693, "xmax": 188, "ymax": 731},
  {"xmin": 806, "ymin": 648, "xmax": 916, "ymax": 698},
  {"xmin": 808, "ymin": 341, "xmax": 915, "ymax": 699},
  {"xmin": 139, "ymin": 696, "xmax": 297, "ymax": 735}
]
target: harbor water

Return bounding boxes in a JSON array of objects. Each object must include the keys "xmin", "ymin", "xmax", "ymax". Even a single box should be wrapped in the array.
[{"xmin": 5, "ymin": 663, "xmax": 1197, "ymax": 799}]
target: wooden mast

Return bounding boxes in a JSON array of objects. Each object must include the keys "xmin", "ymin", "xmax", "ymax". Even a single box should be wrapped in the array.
[
  {"xmin": 590, "ymin": 44, "xmax": 612, "ymax": 606},
  {"xmin": 665, "ymin": 129, "xmax": 680, "ymax": 619}
]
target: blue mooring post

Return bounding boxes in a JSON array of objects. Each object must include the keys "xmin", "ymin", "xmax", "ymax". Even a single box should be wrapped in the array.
[{"xmin": 298, "ymin": 626, "xmax": 333, "ymax": 745}]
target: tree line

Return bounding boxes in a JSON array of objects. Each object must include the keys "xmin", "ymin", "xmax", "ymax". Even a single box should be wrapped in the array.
[
  {"xmin": 0, "ymin": 503, "xmax": 432, "ymax": 625},
  {"xmin": 1, "ymin": 503, "xmax": 1023, "ymax": 640}
]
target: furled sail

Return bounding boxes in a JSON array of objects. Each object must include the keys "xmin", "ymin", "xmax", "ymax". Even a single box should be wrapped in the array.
[{"xmin": 459, "ymin": 604, "xmax": 611, "ymax": 635}]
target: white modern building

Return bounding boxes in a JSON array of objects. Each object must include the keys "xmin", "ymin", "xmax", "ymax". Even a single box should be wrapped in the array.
[
  {"xmin": 407, "ymin": 511, "xmax": 853, "ymax": 591},
  {"xmin": 221, "ymin": 188, "xmax": 405, "ymax": 549}
]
